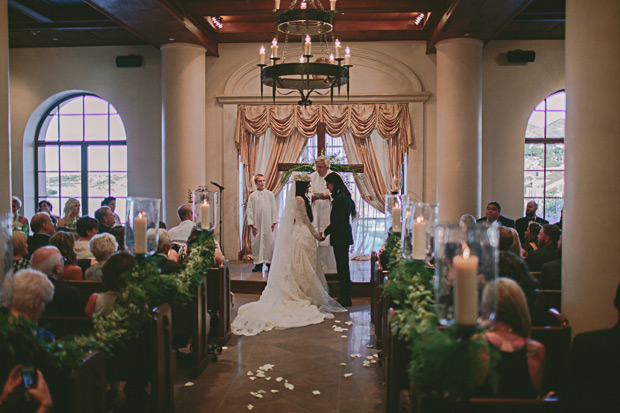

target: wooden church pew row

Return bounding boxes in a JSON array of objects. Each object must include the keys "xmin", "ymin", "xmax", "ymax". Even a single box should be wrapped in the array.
[
  {"xmin": 530, "ymin": 322, "xmax": 571, "ymax": 394},
  {"xmin": 373, "ymin": 263, "xmax": 389, "ymax": 351},
  {"xmin": 39, "ymin": 315, "xmax": 94, "ymax": 338},
  {"xmin": 207, "ymin": 260, "xmax": 232, "ymax": 346},
  {"xmin": 150, "ymin": 303, "xmax": 175, "ymax": 413},
  {"xmin": 53, "ymin": 351, "xmax": 107, "ymax": 413},
  {"xmin": 385, "ymin": 307, "xmax": 412, "ymax": 413},
  {"xmin": 537, "ymin": 289, "xmax": 562, "ymax": 313},
  {"xmin": 61, "ymin": 280, "xmax": 107, "ymax": 303}
]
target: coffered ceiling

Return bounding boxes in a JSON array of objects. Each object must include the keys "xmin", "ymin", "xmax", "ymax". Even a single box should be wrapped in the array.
[{"xmin": 8, "ymin": 0, "xmax": 565, "ymax": 56}]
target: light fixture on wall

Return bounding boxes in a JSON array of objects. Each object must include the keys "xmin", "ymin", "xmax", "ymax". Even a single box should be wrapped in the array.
[
  {"xmin": 258, "ymin": 0, "xmax": 351, "ymax": 106},
  {"xmin": 211, "ymin": 16, "xmax": 224, "ymax": 29}
]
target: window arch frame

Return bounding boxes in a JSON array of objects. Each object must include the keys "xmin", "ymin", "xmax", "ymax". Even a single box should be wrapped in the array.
[{"xmin": 34, "ymin": 92, "xmax": 128, "ymax": 218}]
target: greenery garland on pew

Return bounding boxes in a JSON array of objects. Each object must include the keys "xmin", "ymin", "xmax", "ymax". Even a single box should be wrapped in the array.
[
  {"xmin": 0, "ymin": 229, "xmax": 216, "ymax": 370},
  {"xmin": 279, "ymin": 154, "xmax": 361, "ymax": 186},
  {"xmin": 379, "ymin": 230, "xmax": 402, "ymax": 272}
]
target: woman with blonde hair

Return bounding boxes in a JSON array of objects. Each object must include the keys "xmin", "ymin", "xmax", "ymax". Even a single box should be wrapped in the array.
[
  {"xmin": 11, "ymin": 196, "xmax": 29, "ymax": 234},
  {"xmin": 49, "ymin": 232, "xmax": 84, "ymax": 281},
  {"xmin": 12, "ymin": 231, "xmax": 30, "ymax": 272},
  {"xmin": 477, "ymin": 278, "xmax": 546, "ymax": 397},
  {"xmin": 57, "ymin": 198, "xmax": 80, "ymax": 234}
]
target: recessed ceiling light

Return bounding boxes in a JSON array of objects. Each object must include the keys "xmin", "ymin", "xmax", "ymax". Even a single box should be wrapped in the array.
[{"xmin": 52, "ymin": 38, "xmax": 58, "ymax": 41}]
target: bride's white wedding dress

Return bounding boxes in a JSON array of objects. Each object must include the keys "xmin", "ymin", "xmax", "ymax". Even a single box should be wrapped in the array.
[{"xmin": 232, "ymin": 190, "xmax": 346, "ymax": 336}]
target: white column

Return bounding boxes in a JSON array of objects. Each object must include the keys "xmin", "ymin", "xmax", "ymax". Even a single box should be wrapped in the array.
[
  {"xmin": 161, "ymin": 43, "xmax": 206, "ymax": 227},
  {"xmin": 564, "ymin": 0, "xmax": 620, "ymax": 335},
  {"xmin": 436, "ymin": 38, "xmax": 483, "ymax": 222},
  {"xmin": 0, "ymin": 0, "xmax": 11, "ymax": 214}
]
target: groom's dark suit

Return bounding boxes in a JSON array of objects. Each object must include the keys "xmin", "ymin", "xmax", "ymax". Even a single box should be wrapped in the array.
[{"xmin": 323, "ymin": 190, "xmax": 354, "ymax": 304}]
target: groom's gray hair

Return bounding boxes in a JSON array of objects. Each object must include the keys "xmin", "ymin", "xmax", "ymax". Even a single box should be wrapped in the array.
[{"xmin": 315, "ymin": 155, "xmax": 330, "ymax": 168}]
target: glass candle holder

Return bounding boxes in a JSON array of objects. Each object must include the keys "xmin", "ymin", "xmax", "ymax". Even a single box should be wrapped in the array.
[
  {"xmin": 193, "ymin": 189, "xmax": 217, "ymax": 231},
  {"xmin": 0, "ymin": 213, "xmax": 12, "ymax": 286},
  {"xmin": 385, "ymin": 194, "xmax": 409, "ymax": 236},
  {"xmin": 125, "ymin": 197, "xmax": 160, "ymax": 256},
  {"xmin": 433, "ymin": 223, "xmax": 499, "ymax": 327},
  {"xmin": 401, "ymin": 202, "xmax": 438, "ymax": 262}
]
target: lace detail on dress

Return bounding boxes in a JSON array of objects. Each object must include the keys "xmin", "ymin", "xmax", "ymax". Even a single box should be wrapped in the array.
[{"xmin": 295, "ymin": 197, "xmax": 319, "ymax": 238}]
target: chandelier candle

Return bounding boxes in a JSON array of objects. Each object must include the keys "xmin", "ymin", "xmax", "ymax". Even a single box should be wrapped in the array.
[
  {"xmin": 329, "ymin": 53, "xmax": 335, "ymax": 64},
  {"xmin": 344, "ymin": 46, "xmax": 351, "ymax": 65},
  {"xmin": 412, "ymin": 217, "xmax": 426, "ymax": 260},
  {"xmin": 134, "ymin": 212, "xmax": 147, "ymax": 254},
  {"xmin": 335, "ymin": 39, "xmax": 342, "ymax": 59},
  {"xmin": 453, "ymin": 247, "xmax": 479, "ymax": 326},
  {"xmin": 275, "ymin": 0, "xmax": 280, "ymax": 9},
  {"xmin": 305, "ymin": 35, "xmax": 311, "ymax": 55},
  {"xmin": 271, "ymin": 38, "xmax": 278, "ymax": 58},
  {"xmin": 259, "ymin": 45, "xmax": 266, "ymax": 65},
  {"xmin": 330, "ymin": 0, "xmax": 336, "ymax": 11}
]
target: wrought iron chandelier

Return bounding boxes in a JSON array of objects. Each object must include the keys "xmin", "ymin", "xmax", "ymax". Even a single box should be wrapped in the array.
[{"xmin": 258, "ymin": 0, "xmax": 351, "ymax": 106}]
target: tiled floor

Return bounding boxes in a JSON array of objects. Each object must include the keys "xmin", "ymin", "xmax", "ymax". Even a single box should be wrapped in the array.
[
  {"xmin": 174, "ymin": 295, "xmax": 385, "ymax": 412},
  {"xmin": 229, "ymin": 260, "xmax": 371, "ymax": 283}
]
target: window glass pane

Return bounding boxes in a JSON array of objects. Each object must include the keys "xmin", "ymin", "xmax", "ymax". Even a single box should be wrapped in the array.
[
  {"xmin": 525, "ymin": 112, "xmax": 545, "ymax": 138},
  {"xmin": 84, "ymin": 96, "xmax": 109, "ymax": 114},
  {"xmin": 109, "ymin": 104, "xmax": 118, "ymax": 115},
  {"xmin": 545, "ymin": 171, "xmax": 564, "ymax": 198},
  {"xmin": 299, "ymin": 135, "xmax": 317, "ymax": 163},
  {"xmin": 59, "ymin": 115, "xmax": 83, "ymax": 141},
  {"xmin": 546, "ymin": 92, "xmax": 566, "ymax": 110},
  {"xmin": 88, "ymin": 198, "xmax": 105, "ymax": 217},
  {"xmin": 325, "ymin": 135, "xmax": 346, "ymax": 159},
  {"xmin": 88, "ymin": 146, "xmax": 109, "ymax": 171},
  {"xmin": 114, "ymin": 198, "xmax": 126, "ymax": 223},
  {"xmin": 38, "ymin": 146, "xmax": 59, "ymax": 171},
  {"xmin": 60, "ymin": 146, "xmax": 81, "ymax": 172},
  {"xmin": 60, "ymin": 173, "xmax": 82, "ymax": 197},
  {"xmin": 545, "ymin": 112, "xmax": 565, "ymax": 138},
  {"xmin": 85, "ymin": 115, "xmax": 109, "ymax": 140},
  {"xmin": 110, "ymin": 146, "xmax": 127, "ymax": 171},
  {"xmin": 535, "ymin": 101, "xmax": 545, "ymax": 111},
  {"xmin": 524, "ymin": 171, "xmax": 544, "ymax": 198},
  {"xmin": 41, "ymin": 115, "xmax": 59, "ymax": 142},
  {"xmin": 38, "ymin": 172, "xmax": 59, "ymax": 197},
  {"xmin": 59, "ymin": 97, "xmax": 83, "ymax": 115},
  {"xmin": 110, "ymin": 172, "xmax": 128, "ymax": 196},
  {"xmin": 109, "ymin": 114, "xmax": 127, "ymax": 141},
  {"xmin": 544, "ymin": 199, "xmax": 563, "ymax": 224},
  {"xmin": 88, "ymin": 172, "xmax": 110, "ymax": 196},
  {"xmin": 524, "ymin": 144, "xmax": 544, "ymax": 170},
  {"xmin": 545, "ymin": 144, "xmax": 565, "ymax": 170}
]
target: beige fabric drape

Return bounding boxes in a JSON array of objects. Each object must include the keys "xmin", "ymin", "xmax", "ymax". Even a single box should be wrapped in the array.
[{"xmin": 236, "ymin": 103, "xmax": 413, "ymax": 255}]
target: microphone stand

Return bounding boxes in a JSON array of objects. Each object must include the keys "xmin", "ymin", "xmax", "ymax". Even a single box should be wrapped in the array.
[{"xmin": 211, "ymin": 181, "xmax": 225, "ymax": 248}]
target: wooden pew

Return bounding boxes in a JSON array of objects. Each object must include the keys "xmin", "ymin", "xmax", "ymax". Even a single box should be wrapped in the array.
[
  {"xmin": 374, "ymin": 263, "xmax": 389, "ymax": 351},
  {"xmin": 207, "ymin": 260, "xmax": 232, "ymax": 346},
  {"xmin": 531, "ymin": 313, "xmax": 571, "ymax": 393},
  {"xmin": 54, "ymin": 351, "xmax": 107, "ymax": 413},
  {"xmin": 61, "ymin": 280, "xmax": 107, "ymax": 302},
  {"xmin": 39, "ymin": 315, "xmax": 93, "ymax": 338},
  {"xmin": 537, "ymin": 289, "xmax": 562, "ymax": 313},
  {"xmin": 385, "ymin": 307, "xmax": 412, "ymax": 413},
  {"xmin": 150, "ymin": 303, "xmax": 175, "ymax": 413}
]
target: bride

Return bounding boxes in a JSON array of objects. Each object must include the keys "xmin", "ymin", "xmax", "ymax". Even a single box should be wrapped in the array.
[{"xmin": 232, "ymin": 173, "xmax": 346, "ymax": 336}]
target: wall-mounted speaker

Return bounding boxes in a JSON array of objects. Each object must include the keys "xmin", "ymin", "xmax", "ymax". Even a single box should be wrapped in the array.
[
  {"xmin": 115, "ymin": 54, "xmax": 143, "ymax": 68},
  {"xmin": 506, "ymin": 50, "xmax": 536, "ymax": 63}
]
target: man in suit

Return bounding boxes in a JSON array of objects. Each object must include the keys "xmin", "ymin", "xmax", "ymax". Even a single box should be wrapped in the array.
[
  {"xmin": 563, "ymin": 281, "xmax": 620, "ymax": 411},
  {"xmin": 515, "ymin": 201, "xmax": 549, "ymax": 243},
  {"xmin": 151, "ymin": 229, "xmax": 183, "ymax": 275},
  {"xmin": 525, "ymin": 224, "xmax": 560, "ymax": 272},
  {"xmin": 95, "ymin": 206, "xmax": 116, "ymax": 234},
  {"xmin": 30, "ymin": 246, "xmax": 84, "ymax": 317},
  {"xmin": 27, "ymin": 212, "xmax": 56, "ymax": 257},
  {"xmin": 476, "ymin": 201, "xmax": 515, "ymax": 228}
]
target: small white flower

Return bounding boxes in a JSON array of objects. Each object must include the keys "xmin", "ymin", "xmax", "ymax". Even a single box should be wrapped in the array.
[
  {"xmin": 249, "ymin": 376, "xmax": 257, "ymax": 381},
  {"xmin": 366, "ymin": 356, "xmax": 374, "ymax": 360},
  {"xmin": 247, "ymin": 404, "xmax": 254, "ymax": 410},
  {"xmin": 312, "ymin": 390, "xmax": 321, "ymax": 396},
  {"xmin": 344, "ymin": 373, "xmax": 353, "ymax": 378},
  {"xmin": 373, "ymin": 354, "xmax": 379, "ymax": 359},
  {"xmin": 256, "ymin": 372, "xmax": 266, "ymax": 378},
  {"xmin": 370, "ymin": 360, "xmax": 377, "ymax": 364},
  {"xmin": 250, "ymin": 392, "xmax": 263, "ymax": 399},
  {"xmin": 341, "ymin": 335, "xmax": 347, "ymax": 338},
  {"xmin": 184, "ymin": 381, "xmax": 195, "ymax": 387},
  {"xmin": 284, "ymin": 382, "xmax": 295, "ymax": 390},
  {"xmin": 265, "ymin": 377, "xmax": 271, "ymax": 380},
  {"xmin": 275, "ymin": 377, "xmax": 283, "ymax": 382},
  {"xmin": 247, "ymin": 371, "xmax": 254, "ymax": 376},
  {"xmin": 340, "ymin": 363, "xmax": 347, "ymax": 366},
  {"xmin": 345, "ymin": 321, "xmax": 353, "ymax": 326},
  {"xmin": 334, "ymin": 320, "xmax": 341, "ymax": 324},
  {"xmin": 222, "ymin": 346, "xmax": 228, "ymax": 350},
  {"xmin": 271, "ymin": 389, "xmax": 279, "ymax": 393},
  {"xmin": 349, "ymin": 354, "xmax": 356, "ymax": 359},
  {"xmin": 257, "ymin": 390, "xmax": 267, "ymax": 394}
]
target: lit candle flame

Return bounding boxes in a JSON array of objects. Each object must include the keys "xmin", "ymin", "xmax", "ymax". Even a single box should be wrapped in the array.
[
  {"xmin": 345, "ymin": 46, "xmax": 351, "ymax": 56},
  {"xmin": 272, "ymin": 38, "xmax": 278, "ymax": 47},
  {"xmin": 260, "ymin": 45, "xmax": 265, "ymax": 54},
  {"xmin": 463, "ymin": 245, "xmax": 470, "ymax": 259},
  {"xmin": 335, "ymin": 39, "xmax": 341, "ymax": 47},
  {"xmin": 305, "ymin": 35, "xmax": 311, "ymax": 43},
  {"xmin": 299, "ymin": 55, "xmax": 305, "ymax": 63},
  {"xmin": 416, "ymin": 216, "xmax": 423, "ymax": 223},
  {"xmin": 329, "ymin": 53, "xmax": 335, "ymax": 63}
]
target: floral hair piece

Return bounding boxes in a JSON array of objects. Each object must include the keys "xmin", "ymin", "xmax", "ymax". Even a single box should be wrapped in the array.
[{"xmin": 292, "ymin": 172, "xmax": 311, "ymax": 183}]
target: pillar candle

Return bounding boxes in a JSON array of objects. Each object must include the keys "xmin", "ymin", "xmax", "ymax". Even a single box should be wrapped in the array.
[
  {"xmin": 344, "ymin": 46, "xmax": 351, "ymax": 65},
  {"xmin": 305, "ymin": 35, "xmax": 311, "ymax": 55},
  {"xmin": 453, "ymin": 248, "xmax": 479, "ymax": 326},
  {"xmin": 134, "ymin": 213, "xmax": 147, "ymax": 254},
  {"xmin": 335, "ymin": 39, "xmax": 341, "ymax": 59},
  {"xmin": 392, "ymin": 206, "xmax": 402, "ymax": 233},
  {"xmin": 259, "ymin": 45, "xmax": 266, "ymax": 65},
  {"xmin": 330, "ymin": 0, "xmax": 336, "ymax": 11},
  {"xmin": 201, "ymin": 200, "xmax": 210, "ymax": 229},
  {"xmin": 275, "ymin": 0, "xmax": 280, "ymax": 9},
  {"xmin": 412, "ymin": 217, "xmax": 426, "ymax": 260},
  {"xmin": 271, "ymin": 38, "xmax": 278, "ymax": 58}
]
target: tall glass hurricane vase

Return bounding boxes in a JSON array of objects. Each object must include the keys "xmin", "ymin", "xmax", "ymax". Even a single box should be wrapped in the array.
[
  {"xmin": 385, "ymin": 194, "xmax": 409, "ymax": 237},
  {"xmin": 401, "ymin": 202, "xmax": 438, "ymax": 262},
  {"xmin": 125, "ymin": 197, "xmax": 160, "ymax": 256},
  {"xmin": 192, "ymin": 189, "xmax": 217, "ymax": 231},
  {"xmin": 434, "ymin": 223, "xmax": 499, "ymax": 327},
  {"xmin": 0, "ymin": 213, "xmax": 12, "ymax": 297}
]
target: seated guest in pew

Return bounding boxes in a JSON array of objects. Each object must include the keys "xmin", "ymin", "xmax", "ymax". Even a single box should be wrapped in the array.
[
  {"xmin": 167, "ymin": 204, "xmax": 195, "ymax": 250},
  {"xmin": 563, "ymin": 281, "xmax": 620, "ymax": 411},
  {"xmin": 477, "ymin": 201, "xmax": 515, "ymax": 228},
  {"xmin": 56, "ymin": 198, "xmax": 80, "ymax": 234},
  {"xmin": 109, "ymin": 225, "xmax": 125, "ymax": 252},
  {"xmin": 515, "ymin": 201, "xmax": 548, "ymax": 244},
  {"xmin": 179, "ymin": 227, "xmax": 226, "ymax": 268},
  {"xmin": 499, "ymin": 226, "xmax": 523, "ymax": 257},
  {"xmin": 12, "ymin": 231, "xmax": 30, "ymax": 272},
  {"xmin": 539, "ymin": 236, "xmax": 561, "ymax": 290},
  {"xmin": 37, "ymin": 199, "xmax": 59, "ymax": 226},
  {"xmin": 85, "ymin": 233, "xmax": 118, "ymax": 281},
  {"xmin": 27, "ymin": 213, "xmax": 56, "ymax": 258},
  {"xmin": 85, "ymin": 252, "xmax": 135, "ymax": 318},
  {"xmin": 150, "ymin": 229, "xmax": 182, "ymax": 275},
  {"xmin": 30, "ymin": 246, "xmax": 84, "ymax": 317},
  {"xmin": 94, "ymin": 206, "xmax": 116, "ymax": 235},
  {"xmin": 100, "ymin": 196, "xmax": 122, "ymax": 226},
  {"xmin": 49, "ymin": 232, "xmax": 83, "ymax": 281},
  {"xmin": 521, "ymin": 222, "xmax": 542, "ymax": 259},
  {"xmin": 74, "ymin": 216, "xmax": 99, "ymax": 261},
  {"xmin": 476, "ymin": 278, "xmax": 546, "ymax": 398},
  {"xmin": 526, "ymin": 224, "xmax": 561, "ymax": 272}
]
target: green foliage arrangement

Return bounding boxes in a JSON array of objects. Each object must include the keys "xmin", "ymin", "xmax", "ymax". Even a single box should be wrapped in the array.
[
  {"xmin": 279, "ymin": 154, "xmax": 360, "ymax": 185},
  {"xmin": 379, "ymin": 230, "xmax": 402, "ymax": 272}
]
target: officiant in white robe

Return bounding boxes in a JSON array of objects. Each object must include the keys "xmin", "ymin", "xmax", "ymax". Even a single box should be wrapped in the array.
[
  {"xmin": 310, "ymin": 156, "xmax": 338, "ymax": 274},
  {"xmin": 247, "ymin": 174, "xmax": 278, "ymax": 271}
]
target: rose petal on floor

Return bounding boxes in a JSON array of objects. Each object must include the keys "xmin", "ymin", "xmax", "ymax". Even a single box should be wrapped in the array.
[
  {"xmin": 344, "ymin": 373, "xmax": 353, "ymax": 378},
  {"xmin": 184, "ymin": 382, "xmax": 195, "ymax": 387},
  {"xmin": 312, "ymin": 390, "xmax": 321, "ymax": 396}
]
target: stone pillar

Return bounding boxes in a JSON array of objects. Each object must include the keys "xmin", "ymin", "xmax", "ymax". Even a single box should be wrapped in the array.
[
  {"xmin": 0, "ymin": 0, "xmax": 11, "ymax": 214},
  {"xmin": 564, "ymin": 0, "xmax": 620, "ymax": 335},
  {"xmin": 161, "ymin": 43, "xmax": 206, "ymax": 227},
  {"xmin": 436, "ymin": 38, "xmax": 483, "ymax": 221}
]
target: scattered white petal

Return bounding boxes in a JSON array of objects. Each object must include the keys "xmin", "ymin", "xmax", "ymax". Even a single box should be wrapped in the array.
[
  {"xmin": 271, "ymin": 389, "xmax": 279, "ymax": 393},
  {"xmin": 250, "ymin": 392, "xmax": 263, "ymax": 399},
  {"xmin": 350, "ymin": 354, "xmax": 356, "ymax": 359},
  {"xmin": 345, "ymin": 321, "xmax": 353, "ymax": 326},
  {"xmin": 265, "ymin": 377, "xmax": 271, "ymax": 381},
  {"xmin": 366, "ymin": 345, "xmax": 374, "ymax": 348},
  {"xmin": 373, "ymin": 354, "xmax": 379, "ymax": 359},
  {"xmin": 334, "ymin": 320, "xmax": 341, "ymax": 324},
  {"xmin": 341, "ymin": 335, "xmax": 348, "ymax": 338},
  {"xmin": 366, "ymin": 356, "xmax": 374, "ymax": 360},
  {"xmin": 340, "ymin": 363, "xmax": 347, "ymax": 366},
  {"xmin": 257, "ymin": 390, "xmax": 267, "ymax": 394},
  {"xmin": 184, "ymin": 381, "xmax": 195, "ymax": 387},
  {"xmin": 275, "ymin": 377, "xmax": 283, "ymax": 382},
  {"xmin": 258, "ymin": 363, "xmax": 275, "ymax": 371},
  {"xmin": 312, "ymin": 390, "xmax": 321, "ymax": 396},
  {"xmin": 247, "ymin": 404, "xmax": 254, "ymax": 410},
  {"xmin": 343, "ymin": 328, "xmax": 349, "ymax": 331},
  {"xmin": 344, "ymin": 373, "xmax": 353, "ymax": 378},
  {"xmin": 363, "ymin": 361, "xmax": 370, "ymax": 367},
  {"xmin": 249, "ymin": 376, "xmax": 257, "ymax": 381},
  {"xmin": 370, "ymin": 359, "xmax": 378, "ymax": 364},
  {"xmin": 247, "ymin": 371, "xmax": 254, "ymax": 376},
  {"xmin": 222, "ymin": 346, "xmax": 228, "ymax": 350},
  {"xmin": 256, "ymin": 372, "xmax": 266, "ymax": 378},
  {"xmin": 284, "ymin": 382, "xmax": 295, "ymax": 390}
]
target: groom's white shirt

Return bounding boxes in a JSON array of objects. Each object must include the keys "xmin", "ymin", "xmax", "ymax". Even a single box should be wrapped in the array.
[{"xmin": 246, "ymin": 188, "xmax": 278, "ymax": 264}]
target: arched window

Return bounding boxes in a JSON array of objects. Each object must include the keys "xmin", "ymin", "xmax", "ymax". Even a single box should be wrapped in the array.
[
  {"xmin": 35, "ymin": 94, "xmax": 128, "ymax": 220},
  {"xmin": 524, "ymin": 90, "xmax": 565, "ymax": 223}
]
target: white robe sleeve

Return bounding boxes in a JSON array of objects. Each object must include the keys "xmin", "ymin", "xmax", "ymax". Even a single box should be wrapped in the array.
[{"xmin": 246, "ymin": 192, "xmax": 256, "ymax": 226}]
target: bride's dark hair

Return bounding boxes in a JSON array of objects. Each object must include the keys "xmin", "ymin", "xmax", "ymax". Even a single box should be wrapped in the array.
[{"xmin": 295, "ymin": 181, "xmax": 313, "ymax": 222}]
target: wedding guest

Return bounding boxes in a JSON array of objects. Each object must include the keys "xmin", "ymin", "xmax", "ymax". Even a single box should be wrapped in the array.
[
  {"xmin": 246, "ymin": 174, "xmax": 278, "ymax": 272},
  {"xmin": 57, "ymin": 198, "xmax": 80, "ymax": 234},
  {"xmin": 11, "ymin": 196, "xmax": 30, "ymax": 234},
  {"xmin": 477, "ymin": 278, "xmax": 546, "ymax": 398},
  {"xmin": 85, "ymin": 233, "xmax": 118, "ymax": 281},
  {"xmin": 515, "ymin": 201, "xmax": 548, "ymax": 243},
  {"xmin": 0, "ymin": 365, "xmax": 53, "ymax": 413},
  {"xmin": 459, "ymin": 214, "xmax": 477, "ymax": 227},
  {"xmin": 180, "ymin": 227, "xmax": 225, "ymax": 268},
  {"xmin": 2, "ymin": 268, "xmax": 54, "ymax": 323},
  {"xmin": 12, "ymin": 231, "xmax": 30, "ymax": 272},
  {"xmin": 109, "ymin": 225, "xmax": 125, "ymax": 251},
  {"xmin": 101, "ymin": 197, "xmax": 122, "ymax": 226},
  {"xmin": 167, "ymin": 204, "xmax": 195, "ymax": 249},
  {"xmin": 84, "ymin": 252, "xmax": 135, "ymax": 318},
  {"xmin": 94, "ymin": 206, "xmax": 115, "ymax": 234},
  {"xmin": 27, "ymin": 213, "xmax": 56, "ymax": 258},
  {"xmin": 30, "ymin": 246, "xmax": 84, "ymax": 317},
  {"xmin": 525, "ymin": 224, "xmax": 560, "ymax": 272},
  {"xmin": 521, "ymin": 222, "xmax": 542, "ymax": 258},
  {"xmin": 151, "ymin": 229, "xmax": 182, "ymax": 275},
  {"xmin": 49, "ymin": 232, "xmax": 83, "ymax": 281},
  {"xmin": 477, "ymin": 201, "xmax": 515, "ymax": 228},
  {"xmin": 75, "ymin": 216, "xmax": 99, "ymax": 260},
  {"xmin": 310, "ymin": 155, "xmax": 337, "ymax": 274},
  {"xmin": 499, "ymin": 226, "xmax": 523, "ymax": 256},
  {"xmin": 37, "ymin": 199, "xmax": 59, "ymax": 226}
]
